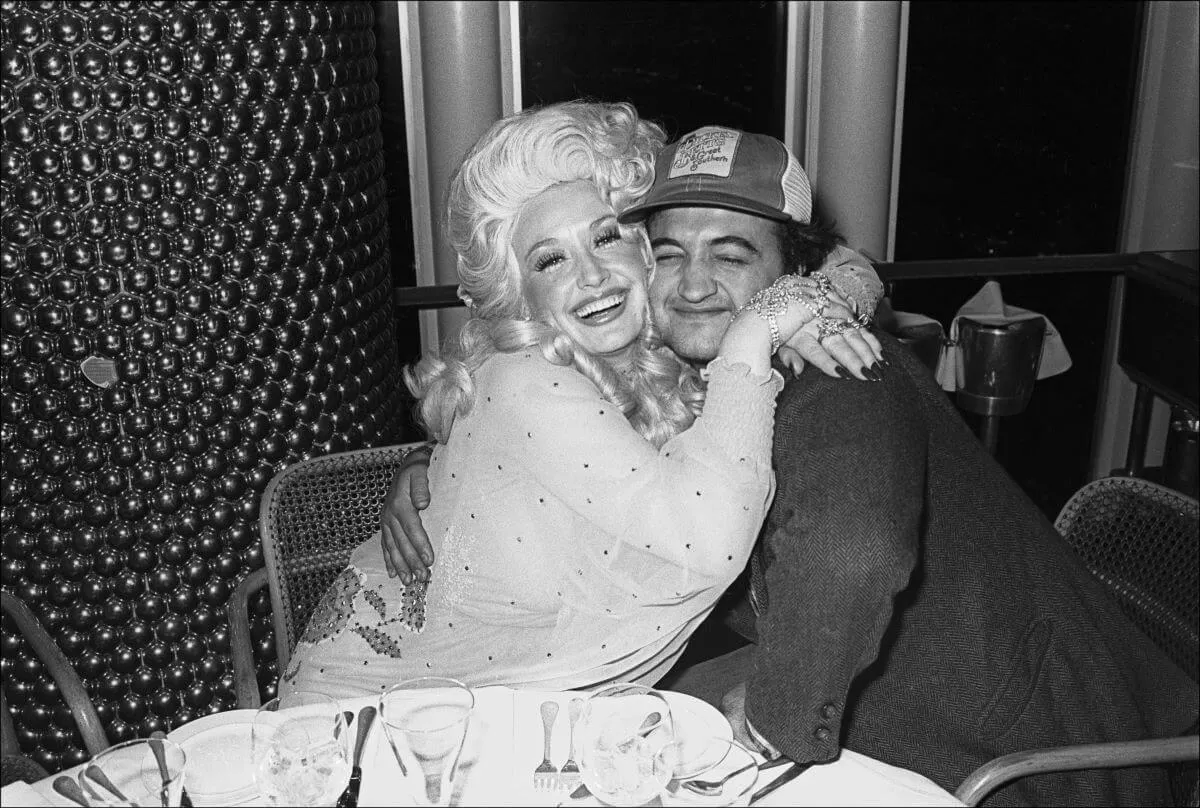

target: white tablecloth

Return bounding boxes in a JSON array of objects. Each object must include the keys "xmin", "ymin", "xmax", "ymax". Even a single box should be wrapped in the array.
[{"xmin": 3, "ymin": 687, "xmax": 963, "ymax": 807}]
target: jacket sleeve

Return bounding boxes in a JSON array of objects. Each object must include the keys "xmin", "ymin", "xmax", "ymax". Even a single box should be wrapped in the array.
[
  {"xmin": 812, "ymin": 245, "xmax": 884, "ymax": 317},
  {"xmin": 744, "ymin": 367, "xmax": 923, "ymax": 764}
]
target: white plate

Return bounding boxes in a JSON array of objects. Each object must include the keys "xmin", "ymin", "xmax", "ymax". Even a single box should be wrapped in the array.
[
  {"xmin": 662, "ymin": 691, "xmax": 733, "ymax": 743},
  {"xmin": 168, "ymin": 710, "xmax": 259, "ymax": 807}
]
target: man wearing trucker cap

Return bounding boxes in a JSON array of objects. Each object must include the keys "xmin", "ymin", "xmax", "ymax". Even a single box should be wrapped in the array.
[
  {"xmin": 381, "ymin": 124, "xmax": 1197, "ymax": 806},
  {"xmin": 627, "ymin": 125, "xmax": 1195, "ymax": 807}
]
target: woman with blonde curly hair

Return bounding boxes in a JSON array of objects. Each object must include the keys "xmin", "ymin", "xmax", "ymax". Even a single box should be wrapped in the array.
[{"xmin": 282, "ymin": 102, "xmax": 876, "ymax": 697}]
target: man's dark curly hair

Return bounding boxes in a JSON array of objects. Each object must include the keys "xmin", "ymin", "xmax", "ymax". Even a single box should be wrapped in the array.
[{"xmin": 777, "ymin": 214, "xmax": 845, "ymax": 276}]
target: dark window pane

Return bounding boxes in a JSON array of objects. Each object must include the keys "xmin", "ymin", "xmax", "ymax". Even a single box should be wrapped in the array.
[
  {"xmin": 895, "ymin": 1, "xmax": 1142, "ymax": 260},
  {"xmin": 372, "ymin": 0, "xmax": 416, "ymax": 288},
  {"xmin": 889, "ymin": 272, "xmax": 1116, "ymax": 517},
  {"xmin": 520, "ymin": 1, "xmax": 786, "ymax": 140}
]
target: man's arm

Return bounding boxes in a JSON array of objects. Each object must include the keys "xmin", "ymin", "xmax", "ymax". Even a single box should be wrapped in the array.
[{"xmin": 744, "ymin": 349, "xmax": 925, "ymax": 764}]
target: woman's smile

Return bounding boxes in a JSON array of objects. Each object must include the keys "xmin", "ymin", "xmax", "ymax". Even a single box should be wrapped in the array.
[{"xmin": 573, "ymin": 290, "xmax": 629, "ymax": 324}]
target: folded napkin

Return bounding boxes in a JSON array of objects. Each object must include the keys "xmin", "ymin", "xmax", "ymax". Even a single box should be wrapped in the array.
[
  {"xmin": 0, "ymin": 781, "xmax": 55, "ymax": 808},
  {"xmin": 891, "ymin": 310, "xmax": 943, "ymax": 334},
  {"xmin": 935, "ymin": 280, "xmax": 1071, "ymax": 392}
]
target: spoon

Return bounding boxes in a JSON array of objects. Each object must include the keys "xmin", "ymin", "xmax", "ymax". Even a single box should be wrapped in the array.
[
  {"xmin": 668, "ymin": 753, "xmax": 793, "ymax": 796},
  {"xmin": 85, "ymin": 763, "xmax": 138, "ymax": 806},
  {"xmin": 336, "ymin": 705, "xmax": 377, "ymax": 808},
  {"xmin": 148, "ymin": 731, "xmax": 192, "ymax": 808},
  {"xmin": 615, "ymin": 711, "xmax": 664, "ymax": 753},
  {"xmin": 148, "ymin": 733, "xmax": 171, "ymax": 808},
  {"xmin": 52, "ymin": 776, "xmax": 90, "ymax": 807},
  {"xmin": 681, "ymin": 760, "xmax": 757, "ymax": 797}
]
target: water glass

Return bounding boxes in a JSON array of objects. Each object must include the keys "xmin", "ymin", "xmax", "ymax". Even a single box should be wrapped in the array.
[
  {"xmin": 379, "ymin": 677, "xmax": 474, "ymax": 807},
  {"xmin": 577, "ymin": 684, "xmax": 675, "ymax": 806},
  {"xmin": 252, "ymin": 692, "xmax": 350, "ymax": 806},
  {"xmin": 78, "ymin": 738, "xmax": 187, "ymax": 807},
  {"xmin": 657, "ymin": 736, "xmax": 759, "ymax": 806}
]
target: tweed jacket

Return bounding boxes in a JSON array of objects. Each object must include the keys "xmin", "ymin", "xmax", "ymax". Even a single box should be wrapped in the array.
[{"xmin": 743, "ymin": 333, "xmax": 1198, "ymax": 806}]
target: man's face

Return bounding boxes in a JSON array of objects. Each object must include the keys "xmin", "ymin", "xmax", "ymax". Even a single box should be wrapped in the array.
[{"xmin": 647, "ymin": 206, "xmax": 785, "ymax": 363}]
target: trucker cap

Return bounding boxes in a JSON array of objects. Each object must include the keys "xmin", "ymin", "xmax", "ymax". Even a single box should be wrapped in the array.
[{"xmin": 619, "ymin": 126, "xmax": 812, "ymax": 224}]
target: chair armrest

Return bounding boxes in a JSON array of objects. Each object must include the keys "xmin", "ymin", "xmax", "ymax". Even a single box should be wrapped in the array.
[
  {"xmin": 955, "ymin": 735, "xmax": 1200, "ymax": 806},
  {"xmin": 228, "ymin": 567, "xmax": 271, "ymax": 709},
  {"xmin": 0, "ymin": 593, "xmax": 109, "ymax": 757},
  {"xmin": 2, "ymin": 688, "xmax": 21, "ymax": 757}
]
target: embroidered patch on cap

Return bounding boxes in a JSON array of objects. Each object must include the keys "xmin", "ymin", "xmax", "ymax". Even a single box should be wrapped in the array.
[{"xmin": 668, "ymin": 127, "xmax": 741, "ymax": 179}]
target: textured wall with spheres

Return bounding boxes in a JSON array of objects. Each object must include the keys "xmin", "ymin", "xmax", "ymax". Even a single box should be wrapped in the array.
[{"xmin": 1, "ymin": 0, "xmax": 403, "ymax": 771}]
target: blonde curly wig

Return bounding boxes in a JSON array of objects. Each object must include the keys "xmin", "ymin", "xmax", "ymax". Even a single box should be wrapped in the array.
[{"xmin": 406, "ymin": 101, "xmax": 704, "ymax": 448}]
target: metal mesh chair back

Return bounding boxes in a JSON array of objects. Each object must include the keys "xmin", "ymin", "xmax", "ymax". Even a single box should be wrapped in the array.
[
  {"xmin": 1054, "ymin": 476, "xmax": 1199, "ymax": 681},
  {"xmin": 258, "ymin": 444, "xmax": 422, "ymax": 672}
]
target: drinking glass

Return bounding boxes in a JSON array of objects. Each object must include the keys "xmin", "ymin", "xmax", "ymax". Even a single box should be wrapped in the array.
[
  {"xmin": 577, "ymin": 684, "xmax": 675, "ymax": 806},
  {"xmin": 252, "ymin": 692, "xmax": 350, "ymax": 806},
  {"xmin": 379, "ymin": 677, "xmax": 474, "ymax": 807},
  {"xmin": 656, "ymin": 736, "xmax": 759, "ymax": 807},
  {"xmin": 79, "ymin": 738, "xmax": 188, "ymax": 807}
]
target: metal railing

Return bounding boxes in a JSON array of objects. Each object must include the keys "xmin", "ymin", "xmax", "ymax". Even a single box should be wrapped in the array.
[{"xmin": 390, "ymin": 252, "xmax": 1150, "ymax": 310}]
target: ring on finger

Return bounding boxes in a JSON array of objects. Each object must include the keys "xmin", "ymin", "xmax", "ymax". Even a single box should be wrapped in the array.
[{"xmin": 816, "ymin": 316, "xmax": 858, "ymax": 342}]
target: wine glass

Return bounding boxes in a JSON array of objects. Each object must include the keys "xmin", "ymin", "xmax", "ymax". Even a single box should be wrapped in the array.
[
  {"xmin": 252, "ymin": 692, "xmax": 350, "ymax": 806},
  {"xmin": 379, "ymin": 677, "xmax": 474, "ymax": 807},
  {"xmin": 78, "ymin": 738, "xmax": 187, "ymax": 807},
  {"xmin": 577, "ymin": 684, "xmax": 675, "ymax": 806}
]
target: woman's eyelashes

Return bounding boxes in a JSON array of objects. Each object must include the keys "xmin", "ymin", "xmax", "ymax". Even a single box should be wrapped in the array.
[
  {"xmin": 594, "ymin": 227, "xmax": 622, "ymax": 248},
  {"xmin": 531, "ymin": 228, "xmax": 625, "ymax": 272},
  {"xmin": 534, "ymin": 250, "xmax": 565, "ymax": 272}
]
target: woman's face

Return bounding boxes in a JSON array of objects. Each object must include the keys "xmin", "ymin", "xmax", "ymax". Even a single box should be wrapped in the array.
[{"xmin": 513, "ymin": 180, "xmax": 649, "ymax": 360}]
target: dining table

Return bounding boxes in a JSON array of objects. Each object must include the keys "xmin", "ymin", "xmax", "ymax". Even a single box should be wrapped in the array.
[{"xmin": 2, "ymin": 686, "xmax": 965, "ymax": 807}]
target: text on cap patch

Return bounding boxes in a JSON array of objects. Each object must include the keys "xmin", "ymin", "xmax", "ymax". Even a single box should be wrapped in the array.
[{"xmin": 668, "ymin": 127, "xmax": 740, "ymax": 179}]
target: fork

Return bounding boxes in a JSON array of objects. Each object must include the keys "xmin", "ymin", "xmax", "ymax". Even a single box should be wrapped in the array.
[
  {"xmin": 533, "ymin": 700, "xmax": 561, "ymax": 791},
  {"xmin": 557, "ymin": 698, "xmax": 584, "ymax": 790}
]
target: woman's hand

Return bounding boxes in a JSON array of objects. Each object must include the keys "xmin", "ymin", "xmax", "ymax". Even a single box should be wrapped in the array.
[
  {"xmin": 721, "ymin": 274, "xmax": 883, "ymax": 379},
  {"xmin": 778, "ymin": 294, "xmax": 884, "ymax": 381},
  {"xmin": 380, "ymin": 448, "xmax": 435, "ymax": 584}
]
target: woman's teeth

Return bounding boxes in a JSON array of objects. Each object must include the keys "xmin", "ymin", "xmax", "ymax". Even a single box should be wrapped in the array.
[{"xmin": 575, "ymin": 293, "xmax": 626, "ymax": 319}]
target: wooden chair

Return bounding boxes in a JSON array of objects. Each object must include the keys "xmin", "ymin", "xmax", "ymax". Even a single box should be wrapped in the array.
[
  {"xmin": 228, "ymin": 443, "xmax": 424, "ymax": 708},
  {"xmin": 1, "ymin": 591, "xmax": 110, "ymax": 783},
  {"xmin": 955, "ymin": 476, "xmax": 1199, "ymax": 806}
]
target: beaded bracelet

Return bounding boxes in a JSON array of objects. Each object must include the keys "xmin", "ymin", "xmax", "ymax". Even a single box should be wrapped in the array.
[{"xmin": 736, "ymin": 274, "xmax": 825, "ymax": 353}]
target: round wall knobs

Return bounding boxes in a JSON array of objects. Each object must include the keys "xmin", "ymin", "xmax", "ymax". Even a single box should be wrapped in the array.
[{"xmin": 1, "ymin": 1, "xmax": 403, "ymax": 771}]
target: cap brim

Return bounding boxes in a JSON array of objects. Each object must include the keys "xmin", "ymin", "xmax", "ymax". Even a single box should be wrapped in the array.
[{"xmin": 618, "ymin": 189, "xmax": 791, "ymax": 225}]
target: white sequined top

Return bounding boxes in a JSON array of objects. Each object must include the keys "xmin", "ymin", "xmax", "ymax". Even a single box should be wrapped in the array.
[{"xmin": 282, "ymin": 353, "xmax": 782, "ymax": 697}]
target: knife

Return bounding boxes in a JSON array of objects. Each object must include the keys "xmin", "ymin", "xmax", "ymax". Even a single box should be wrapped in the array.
[
  {"xmin": 748, "ymin": 760, "xmax": 811, "ymax": 804},
  {"xmin": 336, "ymin": 705, "xmax": 377, "ymax": 808}
]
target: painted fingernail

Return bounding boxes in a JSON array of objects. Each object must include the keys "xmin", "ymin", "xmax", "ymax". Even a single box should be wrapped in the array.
[
  {"xmin": 870, "ymin": 362, "xmax": 884, "ymax": 375},
  {"xmin": 862, "ymin": 366, "xmax": 881, "ymax": 382},
  {"xmin": 835, "ymin": 365, "xmax": 851, "ymax": 379}
]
